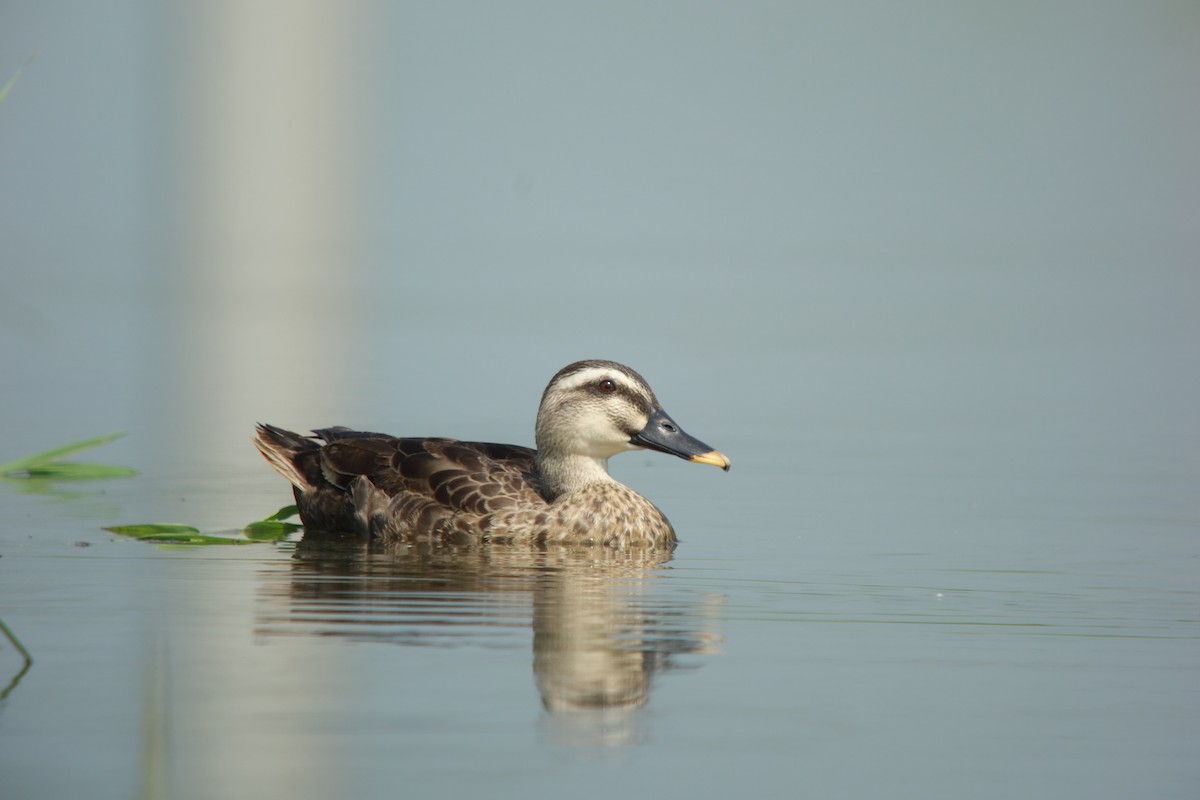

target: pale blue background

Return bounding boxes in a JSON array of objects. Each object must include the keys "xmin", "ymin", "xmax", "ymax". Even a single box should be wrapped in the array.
[{"xmin": 1, "ymin": 3, "xmax": 1197, "ymax": 799}]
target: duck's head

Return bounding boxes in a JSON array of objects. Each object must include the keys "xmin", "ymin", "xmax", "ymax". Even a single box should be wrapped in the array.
[{"xmin": 534, "ymin": 359, "xmax": 731, "ymax": 470}]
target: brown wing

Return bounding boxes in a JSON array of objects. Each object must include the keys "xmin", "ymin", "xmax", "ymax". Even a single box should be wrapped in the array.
[
  {"xmin": 256, "ymin": 424, "xmax": 548, "ymax": 538},
  {"xmin": 310, "ymin": 432, "xmax": 547, "ymax": 538}
]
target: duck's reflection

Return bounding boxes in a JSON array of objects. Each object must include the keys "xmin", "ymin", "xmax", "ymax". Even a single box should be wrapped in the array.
[{"xmin": 257, "ymin": 533, "xmax": 722, "ymax": 738}]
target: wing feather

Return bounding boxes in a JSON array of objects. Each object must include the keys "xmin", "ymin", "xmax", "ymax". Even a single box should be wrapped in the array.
[{"xmin": 257, "ymin": 424, "xmax": 547, "ymax": 537}]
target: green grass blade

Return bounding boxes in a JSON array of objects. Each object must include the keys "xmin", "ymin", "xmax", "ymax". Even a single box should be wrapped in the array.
[
  {"xmin": 262, "ymin": 505, "xmax": 299, "ymax": 522},
  {"xmin": 20, "ymin": 462, "xmax": 139, "ymax": 480},
  {"xmin": 0, "ymin": 432, "xmax": 127, "ymax": 474},
  {"xmin": 134, "ymin": 533, "xmax": 251, "ymax": 545},
  {"xmin": 0, "ymin": 55, "xmax": 36, "ymax": 107},
  {"xmin": 0, "ymin": 618, "xmax": 34, "ymax": 702},
  {"xmin": 106, "ymin": 523, "xmax": 201, "ymax": 536}
]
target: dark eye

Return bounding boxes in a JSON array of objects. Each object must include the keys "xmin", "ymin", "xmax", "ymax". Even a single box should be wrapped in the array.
[{"xmin": 597, "ymin": 379, "xmax": 617, "ymax": 394}]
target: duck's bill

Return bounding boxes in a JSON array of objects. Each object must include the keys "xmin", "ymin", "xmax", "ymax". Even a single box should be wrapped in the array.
[
  {"xmin": 687, "ymin": 449, "xmax": 733, "ymax": 470},
  {"xmin": 630, "ymin": 408, "xmax": 732, "ymax": 472}
]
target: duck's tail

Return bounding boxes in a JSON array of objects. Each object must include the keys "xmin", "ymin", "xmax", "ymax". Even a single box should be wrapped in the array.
[{"xmin": 253, "ymin": 423, "xmax": 319, "ymax": 491}]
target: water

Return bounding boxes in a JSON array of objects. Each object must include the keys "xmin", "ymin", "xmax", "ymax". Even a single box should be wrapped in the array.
[
  {"xmin": 2, "ymin": 3, "xmax": 1199, "ymax": 799},
  {"xmin": 3, "ymin": 397, "xmax": 1196, "ymax": 799}
]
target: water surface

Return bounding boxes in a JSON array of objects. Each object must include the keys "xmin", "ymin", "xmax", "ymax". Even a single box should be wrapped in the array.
[{"xmin": 3, "ymin": 409, "xmax": 1196, "ymax": 799}]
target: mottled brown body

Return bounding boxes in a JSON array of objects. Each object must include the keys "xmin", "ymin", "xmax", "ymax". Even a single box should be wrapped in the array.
[
  {"xmin": 254, "ymin": 360, "xmax": 728, "ymax": 549},
  {"xmin": 255, "ymin": 427, "xmax": 675, "ymax": 548}
]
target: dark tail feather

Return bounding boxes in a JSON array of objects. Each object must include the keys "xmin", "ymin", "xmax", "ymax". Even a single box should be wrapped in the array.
[{"xmin": 253, "ymin": 423, "xmax": 320, "ymax": 490}]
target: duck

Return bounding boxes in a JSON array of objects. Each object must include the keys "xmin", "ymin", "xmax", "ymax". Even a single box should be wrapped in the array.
[{"xmin": 254, "ymin": 359, "xmax": 730, "ymax": 548}]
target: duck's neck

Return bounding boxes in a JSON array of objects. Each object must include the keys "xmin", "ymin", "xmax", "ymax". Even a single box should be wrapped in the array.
[{"xmin": 535, "ymin": 452, "xmax": 617, "ymax": 500}]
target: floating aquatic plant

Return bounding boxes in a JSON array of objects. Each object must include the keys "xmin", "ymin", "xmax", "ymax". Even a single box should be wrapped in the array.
[
  {"xmin": 4, "ymin": 433, "xmax": 300, "ymax": 545},
  {"xmin": 0, "ymin": 432, "xmax": 137, "ymax": 480},
  {"xmin": 106, "ymin": 506, "xmax": 301, "ymax": 546},
  {"xmin": 242, "ymin": 505, "xmax": 302, "ymax": 540}
]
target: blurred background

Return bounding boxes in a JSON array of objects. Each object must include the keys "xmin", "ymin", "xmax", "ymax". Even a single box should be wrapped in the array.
[
  {"xmin": 3, "ymin": 4, "xmax": 1198, "ymax": 798},
  {"xmin": 3, "ymin": 1, "xmax": 1197, "ymax": 503}
]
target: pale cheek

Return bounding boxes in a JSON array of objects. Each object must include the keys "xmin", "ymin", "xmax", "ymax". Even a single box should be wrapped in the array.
[{"xmin": 573, "ymin": 415, "xmax": 635, "ymax": 457}]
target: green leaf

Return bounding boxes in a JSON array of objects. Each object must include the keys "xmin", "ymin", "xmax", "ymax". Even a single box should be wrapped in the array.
[
  {"xmin": 0, "ymin": 55, "xmax": 35, "ymax": 107},
  {"xmin": 18, "ymin": 462, "xmax": 139, "ymax": 480},
  {"xmin": 242, "ymin": 520, "xmax": 300, "ymax": 541},
  {"xmin": 106, "ymin": 523, "xmax": 201, "ymax": 536},
  {"xmin": 134, "ymin": 533, "xmax": 250, "ymax": 545},
  {"xmin": 108, "ymin": 510, "xmax": 305, "ymax": 546},
  {"xmin": 262, "ymin": 505, "xmax": 299, "ymax": 522},
  {"xmin": 0, "ymin": 432, "xmax": 127, "ymax": 474},
  {"xmin": 107, "ymin": 523, "xmax": 250, "ymax": 545}
]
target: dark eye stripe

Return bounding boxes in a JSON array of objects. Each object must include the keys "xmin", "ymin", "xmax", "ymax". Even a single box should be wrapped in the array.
[
  {"xmin": 587, "ymin": 378, "xmax": 652, "ymax": 414},
  {"xmin": 618, "ymin": 386, "xmax": 653, "ymax": 415}
]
